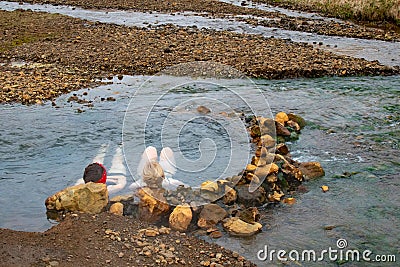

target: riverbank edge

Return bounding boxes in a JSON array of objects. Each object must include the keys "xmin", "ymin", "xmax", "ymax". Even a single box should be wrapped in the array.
[{"xmin": 0, "ymin": 212, "xmax": 258, "ymax": 266}]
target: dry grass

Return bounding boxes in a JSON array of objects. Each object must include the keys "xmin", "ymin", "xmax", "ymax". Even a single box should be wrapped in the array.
[{"xmin": 267, "ymin": 0, "xmax": 400, "ymax": 24}]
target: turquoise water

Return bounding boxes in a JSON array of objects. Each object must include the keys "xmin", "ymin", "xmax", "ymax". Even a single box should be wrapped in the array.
[{"xmin": 0, "ymin": 75, "xmax": 399, "ymax": 266}]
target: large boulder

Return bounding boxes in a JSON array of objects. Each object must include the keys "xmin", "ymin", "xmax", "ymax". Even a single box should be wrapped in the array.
[
  {"xmin": 45, "ymin": 182, "xmax": 108, "ymax": 214},
  {"xmin": 222, "ymin": 217, "xmax": 262, "ymax": 237},
  {"xmin": 197, "ymin": 204, "xmax": 227, "ymax": 228},
  {"xmin": 137, "ymin": 187, "xmax": 169, "ymax": 223},
  {"xmin": 169, "ymin": 204, "xmax": 193, "ymax": 232}
]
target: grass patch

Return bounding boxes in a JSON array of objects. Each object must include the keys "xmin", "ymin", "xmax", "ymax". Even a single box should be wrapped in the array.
[{"xmin": 265, "ymin": 0, "xmax": 400, "ymax": 25}]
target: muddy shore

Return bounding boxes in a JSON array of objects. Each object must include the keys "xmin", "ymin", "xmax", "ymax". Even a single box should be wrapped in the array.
[{"xmin": 0, "ymin": 212, "xmax": 256, "ymax": 266}]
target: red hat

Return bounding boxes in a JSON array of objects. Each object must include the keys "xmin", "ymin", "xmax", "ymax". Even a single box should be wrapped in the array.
[{"xmin": 83, "ymin": 163, "xmax": 107, "ymax": 184}]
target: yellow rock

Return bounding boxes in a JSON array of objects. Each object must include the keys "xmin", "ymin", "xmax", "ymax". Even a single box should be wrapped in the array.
[
  {"xmin": 144, "ymin": 229, "xmax": 159, "ymax": 237},
  {"xmin": 261, "ymin": 134, "xmax": 276, "ymax": 148},
  {"xmin": 222, "ymin": 217, "xmax": 262, "ymax": 237},
  {"xmin": 45, "ymin": 182, "xmax": 108, "ymax": 214},
  {"xmin": 283, "ymin": 197, "xmax": 296, "ymax": 205},
  {"xmin": 254, "ymin": 163, "xmax": 279, "ymax": 179},
  {"xmin": 169, "ymin": 204, "xmax": 193, "ymax": 232},
  {"xmin": 137, "ymin": 188, "xmax": 169, "ymax": 223},
  {"xmin": 321, "ymin": 185, "xmax": 329, "ymax": 192},
  {"xmin": 268, "ymin": 191, "xmax": 285, "ymax": 202},
  {"xmin": 246, "ymin": 164, "xmax": 257, "ymax": 172},
  {"xmin": 201, "ymin": 181, "xmax": 219, "ymax": 192},
  {"xmin": 275, "ymin": 112, "xmax": 289, "ymax": 125},
  {"xmin": 109, "ymin": 202, "xmax": 124, "ymax": 216},
  {"xmin": 223, "ymin": 185, "xmax": 237, "ymax": 205}
]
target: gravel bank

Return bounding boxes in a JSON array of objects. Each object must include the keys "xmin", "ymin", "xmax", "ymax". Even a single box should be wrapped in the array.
[
  {"xmin": 6, "ymin": 0, "xmax": 400, "ymax": 41},
  {"xmin": 1, "ymin": 10, "xmax": 398, "ymax": 104}
]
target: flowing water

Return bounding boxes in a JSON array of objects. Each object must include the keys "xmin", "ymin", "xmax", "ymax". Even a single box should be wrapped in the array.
[{"xmin": 1, "ymin": 1, "xmax": 399, "ymax": 266}]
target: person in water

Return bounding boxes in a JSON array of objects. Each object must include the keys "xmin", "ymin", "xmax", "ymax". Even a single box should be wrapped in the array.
[
  {"xmin": 83, "ymin": 162, "xmax": 107, "ymax": 184},
  {"xmin": 130, "ymin": 146, "xmax": 186, "ymax": 191},
  {"xmin": 76, "ymin": 144, "xmax": 127, "ymax": 194}
]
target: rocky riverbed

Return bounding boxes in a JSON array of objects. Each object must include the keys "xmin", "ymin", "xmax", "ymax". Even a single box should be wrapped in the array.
[
  {"xmin": 1, "ymin": 9, "xmax": 399, "ymax": 104},
  {"xmin": 5, "ymin": 0, "xmax": 400, "ymax": 41}
]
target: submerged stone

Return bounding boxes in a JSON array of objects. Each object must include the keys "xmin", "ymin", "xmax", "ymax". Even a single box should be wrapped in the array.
[
  {"xmin": 222, "ymin": 217, "xmax": 262, "ymax": 237},
  {"xmin": 298, "ymin": 162, "xmax": 325, "ymax": 180}
]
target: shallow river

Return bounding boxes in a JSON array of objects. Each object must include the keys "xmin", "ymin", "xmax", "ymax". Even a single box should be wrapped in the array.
[
  {"xmin": 0, "ymin": 1, "xmax": 399, "ymax": 266},
  {"xmin": 1, "ymin": 73, "xmax": 399, "ymax": 266}
]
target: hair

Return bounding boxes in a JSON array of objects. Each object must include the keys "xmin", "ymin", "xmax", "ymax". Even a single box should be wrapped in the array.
[
  {"xmin": 142, "ymin": 161, "xmax": 165, "ymax": 187},
  {"xmin": 83, "ymin": 163, "xmax": 104, "ymax": 183}
]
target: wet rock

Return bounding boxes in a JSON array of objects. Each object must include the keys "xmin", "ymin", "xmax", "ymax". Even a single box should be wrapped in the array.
[
  {"xmin": 197, "ymin": 105, "xmax": 211, "ymax": 114},
  {"xmin": 109, "ymin": 202, "xmax": 124, "ymax": 216},
  {"xmin": 198, "ymin": 204, "xmax": 228, "ymax": 228},
  {"xmin": 258, "ymin": 117, "xmax": 275, "ymax": 131},
  {"xmin": 282, "ymin": 197, "xmax": 296, "ymax": 204},
  {"xmin": 267, "ymin": 190, "xmax": 285, "ymax": 202},
  {"xmin": 266, "ymin": 174, "xmax": 277, "ymax": 183},
  {"xmin": 250, "ymin": 125, "xmax": 261, "ymax": 138},
  {"xmin": 236, "ymin": 184, "xmax": 266, "ymax": 206},
  {"xmin": 169, "ymin": 204, "xmax": 193, "ymax": 232},
  {"xmin": 237, "ymin": 207, "xmax": 260, "ymax": 224},
  {"xmin": 254, "ymin": 163, "xmax": 279, "ymax": 180},
  {"xmin": 275, "ymin": 143, "xmax": 289, "ymax": 155},
  {"xmin": 223, "ymin": 185, "xmax": 237, "ymax": 205},
  {"xmin": 281, "ymin": 162, "xmax": 304, "ymax": 188},
  {"xmin": 287, "ymin": 120, "xmax": 301, "ymax": 132},
  {"xmin": 137, "ymin": 187, "xmax": 169, "ymax": 223},
  {"xmin": 200, "ymin": 181, "xmax": 219, "ymax": 193},
  {"xmin": 298, "ymin": 162, "xmax": 325, "ymax": 180},
  {"xmin": 109, "ymin": 194, "xmax": 136, "ymax": 215},
  {"xmin": 200, "ymin": 181, "xmax": 223, "ymax": 202},
  {"xmin": 45, "ymin": 182, "xmax": 108, "ymax": 214},
  {"xmin": 275, "ymin": 121, "xmax": 291, "ymax": 136},
  {"xmin": 245, "ymin": 164, "xmax": 257, "ymax": 172},
  {"xmin": 222, "ymin": 217, "xmax": 262, "ymax": 237},
  {"xmin": 288, "ymin": 113, "xmax": 306, "ymax": 129},
  {"xmin": 260, "ymin": 134, "xmax": 276, "ymax": 148},
  {"xmin": 209, "ymin": 230, "xmax": 223, "ymax": 239}
]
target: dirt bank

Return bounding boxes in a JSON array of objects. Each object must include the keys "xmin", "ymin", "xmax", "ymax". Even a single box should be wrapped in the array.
[{"xmin": 0, "ymin": 212, "xmax": 256, "ymax": 266}]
